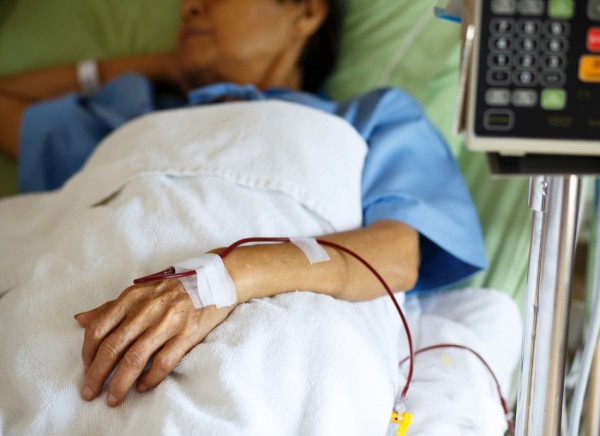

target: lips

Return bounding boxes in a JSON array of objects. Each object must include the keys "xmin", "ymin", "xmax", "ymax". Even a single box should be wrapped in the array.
[{"xmin": 179, "ymin": 27, "xmax": 212, "ymax": 44}]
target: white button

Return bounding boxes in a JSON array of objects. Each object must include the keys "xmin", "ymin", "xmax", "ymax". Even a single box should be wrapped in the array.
[
  {"xmin": 518, "ymin": 0, "xmax": 545, "ymax": 16},
  {"xmin": 486, "ymin": 88, "xmax": 511, "ymax": 106},
  {"xmin": 492, "ymin": 0, "xmax": 517, "ymax": 15},
  {"xmin": 512, "ymin": 89, "xmax": 538, "ymax": 107}
]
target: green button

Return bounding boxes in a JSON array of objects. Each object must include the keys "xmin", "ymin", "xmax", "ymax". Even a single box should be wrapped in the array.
[
  {"xmin": 549, "ymin": 0, "xmax": 575, "ymax": 19},
  {"xmin": 541, "ymin": 89, "xmax": 567, "ymax": 110}
]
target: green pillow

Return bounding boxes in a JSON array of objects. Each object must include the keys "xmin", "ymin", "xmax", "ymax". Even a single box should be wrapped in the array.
[
  {"xmin": 0, "ymin": 0, "xmax": 531, "ymax": 303},
  {"xmin": 0, "ymin": 0, "xmax": 179, "ymax": 75}
]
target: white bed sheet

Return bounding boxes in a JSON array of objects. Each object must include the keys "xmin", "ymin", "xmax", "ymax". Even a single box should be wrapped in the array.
[{"xmin": 0, "ymin": 101, "xmax": 521, "ymax": 435}]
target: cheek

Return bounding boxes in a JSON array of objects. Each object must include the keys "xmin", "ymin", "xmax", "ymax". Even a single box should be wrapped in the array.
[{"xmin": 215, "ymin": 13, "xmax": 293, "ymax": 62}]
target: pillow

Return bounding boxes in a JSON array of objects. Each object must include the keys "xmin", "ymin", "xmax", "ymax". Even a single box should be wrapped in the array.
[
  {"xmin": 0, "ymin": 0, "xmax": 531, "ymax": 304},
  {"xmin": 0, "ymin": 0, "xmax": 179, "ymax": 75}
]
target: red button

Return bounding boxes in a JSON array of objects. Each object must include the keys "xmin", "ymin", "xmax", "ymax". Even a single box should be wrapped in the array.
[{"xmin": 588, "ymin": 28, "xmax": 600, "ymax": 52}]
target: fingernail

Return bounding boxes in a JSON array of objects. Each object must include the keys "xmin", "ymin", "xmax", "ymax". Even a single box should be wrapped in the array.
[
  {"xmin": 107, "ymin": 393, "xmax": 118, "ymax": 407},
  {"xmin": 137, "ymin": 383, "xmax": 148, "ymax": 393},
  {"xmin": 82, "ymin": 385, "xmax": 94, "ymax": 401}
]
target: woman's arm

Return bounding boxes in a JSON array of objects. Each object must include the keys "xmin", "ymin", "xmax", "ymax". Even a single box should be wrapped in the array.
[
  {"xmin": 0, "ymin": 52, "xmax": 184, "ymax": 158},
  {"xmin": 75, "ymin": 220, "xmax": 419, "ymax": 407},
  {"xmin": 228, "ymin": 220, "xmax": 419, "ymax": 302}
]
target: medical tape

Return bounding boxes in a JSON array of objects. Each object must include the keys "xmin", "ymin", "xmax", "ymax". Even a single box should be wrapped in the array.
[
  {"xmin": 290, "ymin": 237, "xmax": 330, "ymax": 264},
  {"xmin": 173, "ymin": 254, "xmax": 237, "ymax": 309}
]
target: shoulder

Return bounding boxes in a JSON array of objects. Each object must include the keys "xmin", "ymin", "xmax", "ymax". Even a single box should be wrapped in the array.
[
  {"xmin": 331, "ymin": 87, "xmax": 430, "ymax": 139},
  {"xmin": 339, "ymin": 87, "xmax": 426, "ymax": 120}
]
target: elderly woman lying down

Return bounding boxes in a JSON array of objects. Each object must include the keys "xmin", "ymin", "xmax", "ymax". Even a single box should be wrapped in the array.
[{"xmin": 0, "ymin": 0, "xmax": 521, "ymax": 434}]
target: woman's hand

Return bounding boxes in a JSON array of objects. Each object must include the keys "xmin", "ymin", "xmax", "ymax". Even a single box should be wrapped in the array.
[{"xmin": 74, "ymin": 279, "xmax": 235, "ymax": 407}]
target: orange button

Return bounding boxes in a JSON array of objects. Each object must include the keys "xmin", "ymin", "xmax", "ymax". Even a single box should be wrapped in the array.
[
  {"xmin": 588, "ymin": 28, "xmax": 600, "ymax": 52},
  {"xmin": 579, "ymin": 55, "xmax": 600, "ymax": 82}
]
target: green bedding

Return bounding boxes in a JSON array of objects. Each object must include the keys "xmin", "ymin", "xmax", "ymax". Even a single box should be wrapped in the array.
[{"xmin": 0, "ymin": 0, "xmax": 531, "ymax": 303}]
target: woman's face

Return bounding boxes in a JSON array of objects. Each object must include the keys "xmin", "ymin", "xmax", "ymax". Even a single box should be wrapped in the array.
[{"xmin": 177, "ymin": 0, "xmax": 323, "ymax": 89}]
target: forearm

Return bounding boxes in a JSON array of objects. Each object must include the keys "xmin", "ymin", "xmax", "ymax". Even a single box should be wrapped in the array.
[
  {"xmin": 0, "ymin": 52, "xmax": 179, "ymax": 102},
  {"xmin": 0, "ymin": 96, "xmax": 24, "ymax": 158},
  {"xmin": 0, "ymin": 52, "xmax": 181, "ymax": 158},
  {"xmin": 223, "ymin": 220, "xmax": 420, "ymax": 303}
]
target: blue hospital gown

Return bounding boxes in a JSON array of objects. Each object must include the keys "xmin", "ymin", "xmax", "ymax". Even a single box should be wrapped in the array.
[{"xmin": 19, "ymin": 74, "xmax": 487, "ymax": 292}]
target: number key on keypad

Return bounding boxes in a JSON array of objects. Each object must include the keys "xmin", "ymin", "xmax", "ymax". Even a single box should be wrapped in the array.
[
  {"xmin": 489, "ymin": 53, "xmax": 513, "ymax": 68},
  {"xmin": 490, "ymin": 36, "xmax": 513, "ymax": 51},
  {"xmin": 545, "ymin": 21, "xmax": 570, "ymax": 37},
  {"xmin": 490, "ymin": 18, "xmax": 515, "ymax": 33},
  {"xmin": 544, "ymin": 38, "xmax": 569, "ymax": 53},
  {"xmin": 516, "ymin": 53, "xmax": 538, "ymax": 68},
  {"xmin": 517, "ymin": 37, "xmax": 540, "ymax": 51},
  {"xmin": 514, "ymin": 69, "xmax": 538, "ymax": 86},
  {"xmin": 518, "ymin": 19, "xmax": 542, "ymax": 35}
]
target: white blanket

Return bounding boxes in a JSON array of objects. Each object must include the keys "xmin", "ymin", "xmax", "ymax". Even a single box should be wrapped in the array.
[{"xmin": 0, "ymin": 101, "xmax": 521, "ymax": 435}]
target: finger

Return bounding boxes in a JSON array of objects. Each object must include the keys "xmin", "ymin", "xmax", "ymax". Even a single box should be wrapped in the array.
[
  {"xmin": 136, "ymin": 334, "xmax": 196, "ymax": 393},
  {"xmin": 81, "ymin": 300, "xmax": 128, "ymax": 369},
  {"xmin": 135, "ymin": 305, "xmax": 232, "ymax": 393},
  {"xmin": 74, "ymin": 300, "xmax": 114, "ymax": 327},
  {"xmin": 105, "ymin": 309, "xmax": 186, "ymax": 407},
  {"xmin": 81, "ymin": 308, "xmax": 155, "ymax": 401},
  {"xmin": 80, "ymin": 285, "xmax": 151, "ymax": 368}
]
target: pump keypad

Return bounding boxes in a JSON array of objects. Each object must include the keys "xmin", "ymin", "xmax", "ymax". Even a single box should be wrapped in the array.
[{"xmin": 475, "ymin": 0, "xmax": 600, "ymax": 140}]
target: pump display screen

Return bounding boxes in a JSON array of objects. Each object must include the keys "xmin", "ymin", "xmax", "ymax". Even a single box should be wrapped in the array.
[{"xmin": 473, "ymin": 0, "xmax": 600, "ymax": 141}]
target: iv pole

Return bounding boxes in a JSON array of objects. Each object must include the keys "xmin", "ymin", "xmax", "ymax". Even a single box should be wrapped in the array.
[
  {"xmin": 515, "ymin": 175, "xmax": 581, "ymax": 436},
  {"xmin": 450, "ymin": 2, "xmax": 593, "ymax": 432}
]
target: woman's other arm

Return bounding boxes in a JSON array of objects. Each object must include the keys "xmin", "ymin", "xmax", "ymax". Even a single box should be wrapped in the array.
[
  {"xmin": 75, "ymin": 220, "xmax": 419, "ymax": 407},
  {"xmin": 0, "ymin": 52, "xmax": 184, "ymax": 158}
]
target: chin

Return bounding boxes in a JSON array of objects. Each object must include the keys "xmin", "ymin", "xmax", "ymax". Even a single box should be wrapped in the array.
[{"xmin": 179, "ymin": 54, "xmax": 214, "ymax": 87}]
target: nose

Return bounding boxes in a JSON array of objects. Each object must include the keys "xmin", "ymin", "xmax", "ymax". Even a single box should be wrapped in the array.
[{"xmin": 181, "ymin": 0, "xmax": 204, "ymax": 20}]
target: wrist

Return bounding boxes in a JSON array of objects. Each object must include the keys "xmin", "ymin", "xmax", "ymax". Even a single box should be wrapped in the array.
[{"xmin": 220, "ymin": 243, "xmax": 305, "ymax": 304}]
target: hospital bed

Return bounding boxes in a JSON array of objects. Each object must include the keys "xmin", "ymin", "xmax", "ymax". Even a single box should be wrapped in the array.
[{"xmin": 0, "ymin": 0, "xmax": 553, "ymax": 434}]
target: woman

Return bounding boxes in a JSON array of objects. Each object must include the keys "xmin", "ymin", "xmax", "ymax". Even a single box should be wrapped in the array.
[{"xmin": 0, "ymin": 0, "xmax": 486, "ymax": 412}]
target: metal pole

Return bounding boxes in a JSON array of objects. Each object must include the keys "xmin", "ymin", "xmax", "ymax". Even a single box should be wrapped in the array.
[
  {"xmin": 586, "ymin": 177, "xmax": 600, "ymax": 436},
  {"xmin": 588, "ymin": 350, "xmax": 600, "ymax": 436},
  {"xmin": 515, "ymin": 175, "xmax": 581, "ymax": 436}
]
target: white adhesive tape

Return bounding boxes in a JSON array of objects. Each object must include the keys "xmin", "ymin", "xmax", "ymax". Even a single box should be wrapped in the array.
[
  {"xmin": 290, "ymin": 237, "xmax": 330, "ymax": 264},
  {"xmin": 174, "ymin": 254, "xmax": 237, "ymax": 309}
]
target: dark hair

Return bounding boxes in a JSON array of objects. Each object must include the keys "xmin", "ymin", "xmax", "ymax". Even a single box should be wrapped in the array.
[{"xmin": 289, "ymin": 0, "xmax": 344, "ymax": 92}]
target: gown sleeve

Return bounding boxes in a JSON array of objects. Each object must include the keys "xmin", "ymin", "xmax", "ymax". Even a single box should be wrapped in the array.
[
  {"xmin": 338, "ymin": 88, "xmax": 487, "ymax": 292},
  {"xmin": 19, "ymin": 73, "xmax": 153, "ymax": 192}
]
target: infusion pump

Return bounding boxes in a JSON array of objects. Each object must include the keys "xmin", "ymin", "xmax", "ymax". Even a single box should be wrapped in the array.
[{"xmin": 461, "ymin": 0, "xmax": 600, "ymax": 174}]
